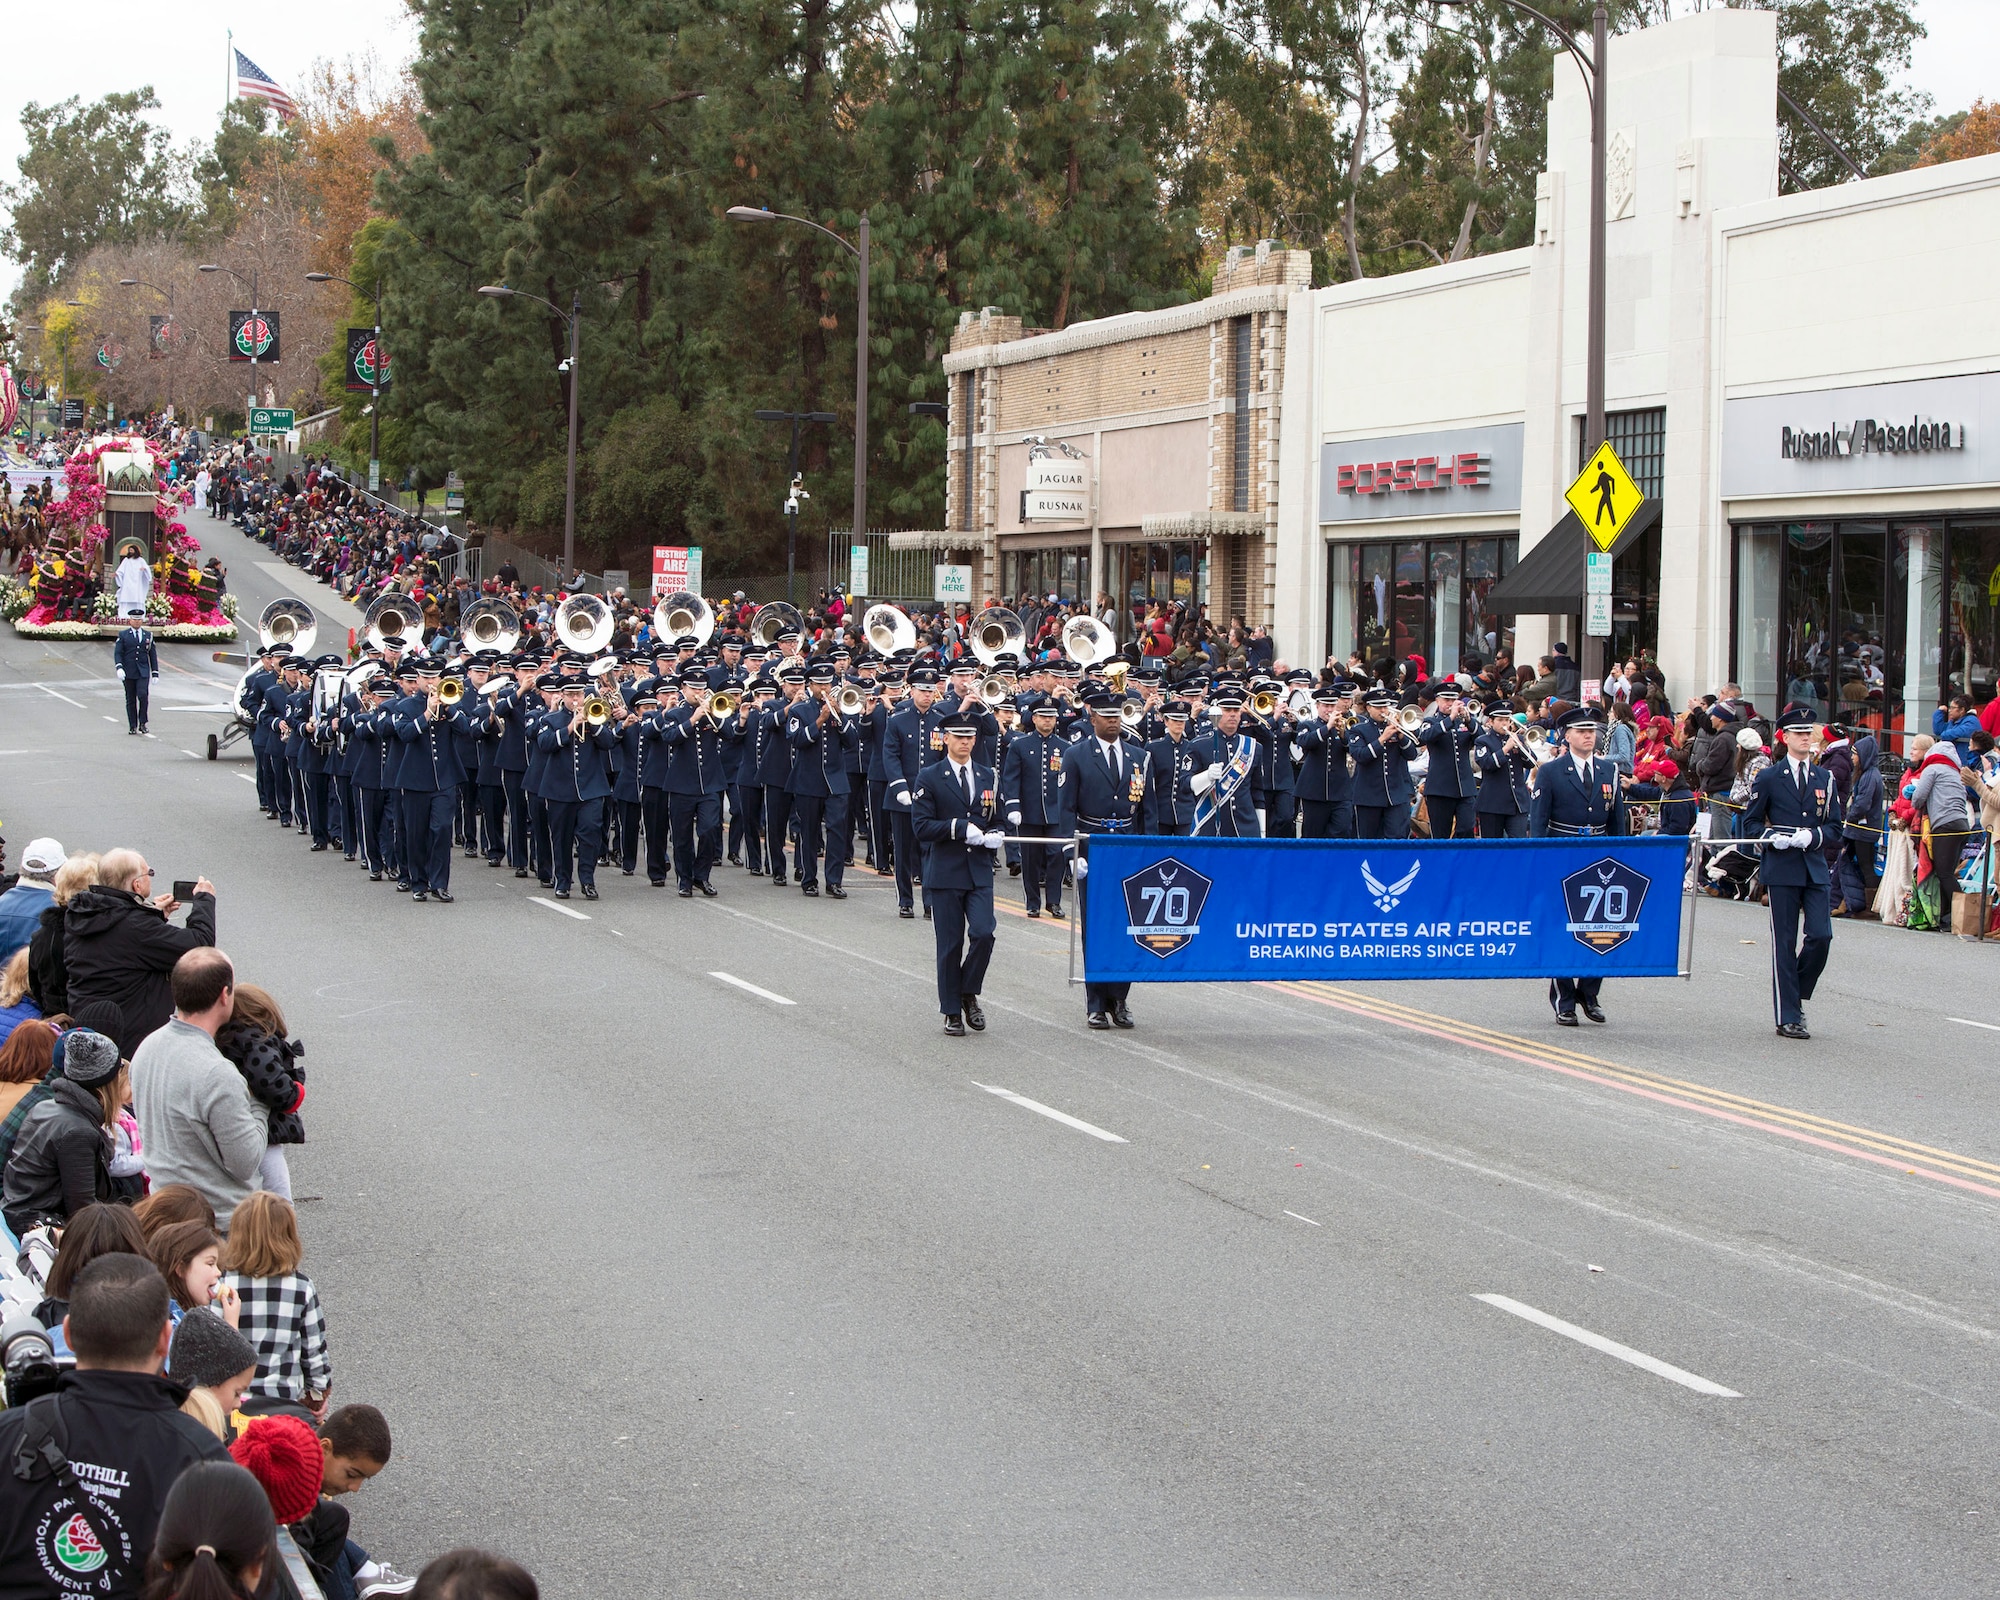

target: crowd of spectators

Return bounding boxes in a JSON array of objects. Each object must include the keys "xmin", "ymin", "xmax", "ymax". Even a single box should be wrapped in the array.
[{"xmin": 0, "ymin": 831, "xmax": 538, "ymax": 1600}]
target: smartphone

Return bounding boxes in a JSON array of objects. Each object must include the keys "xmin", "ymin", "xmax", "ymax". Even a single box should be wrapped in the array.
[{"xmin": 172, "ymin": 880, "xmax": 198, "ymax": 902}]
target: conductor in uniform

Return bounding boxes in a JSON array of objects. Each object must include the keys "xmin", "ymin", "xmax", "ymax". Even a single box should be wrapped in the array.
[
  {"xmin": 1056, "ymin": 689, "xmax": 1156, "ymax": 1030},
  {"xmin": 1740, "ymin": 704, "xmax": 1837, "ymax": 1040},
  {"xmin": 914, "ymin": 709, "xmax": 1003, "ymax": 1035},
  {"xmin": 1528, "ymin": 703, "xmax": 1629, "ymax": 1025}
]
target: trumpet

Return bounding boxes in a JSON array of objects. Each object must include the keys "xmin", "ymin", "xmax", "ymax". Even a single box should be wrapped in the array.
[
  {"xmin": 747, "ymin": 601, "xmax": 804, "ymax": 648},
  {"xmin": 259, "ymin": 599, "xmax": 318, "ymax": 655},
  {"xmin": 863, "ymin": 603, "xmax": 916, "ymax": 656},
  {"xmin": 460, "ymin": 597, "xmax": 520, "ymax": 654},
  {"xmin": 654, "ymin": 590, "xmax": 714, "ymax": 648},
  {"xmin": 708, "ymin": 689, "xmax": 740, "ymax": 721}
]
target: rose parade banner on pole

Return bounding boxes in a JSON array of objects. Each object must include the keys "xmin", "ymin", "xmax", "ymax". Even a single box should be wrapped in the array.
[{"xmin": 1078, "ymin": 836, "xmax": 1694, "ymax": 984}]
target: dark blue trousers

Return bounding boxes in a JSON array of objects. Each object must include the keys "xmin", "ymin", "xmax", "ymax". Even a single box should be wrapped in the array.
[
  {"xmin": 527, "ymin": 794, "xmax": 552, "ymax": 883},
  {"xmin": 790, "ymin": 793, "xmax": 845, "ymax": 890},
  {"xmin": 736, "ymin": 784, "xmax": 765, "ymax": 873},
  {"xmin": 545, "ymin": 799, "xmax": 603, "ymax": 893},
  {"xmin": 670, "ymin": 792, "xmax": 723, "ymax": 888},
  {"xmin": 930, "ymin": 883, "xmax": 995, "ymax": 1015},
  {"xmin": 503, "ymin": 771, "xmax": 529, "ymax": 871},
  {"xmin": 764, "ymin": 788, "xmax": 794, "ymax": 883},
  {"xmin": 1017, "ymin": 822, "xmax": 1064, "ymax": 913},
  {"xmin": 890, "ymin": 808, "xmax": 928, "ymax": 911},
  {"xmin": 1766, "ymin": 880, "xmax": 1833, "ymax": 1027},
  {"xmin": 398, "ymin": 790, "xmax": 454, "ymax": 892},
  {"xmin": 1300, "ymin": 799, "xmax": 1354, "ymax": 839},
  {"xmin": 1425, "ymin": 793, "xmax": 1477, "ymax": 839}
]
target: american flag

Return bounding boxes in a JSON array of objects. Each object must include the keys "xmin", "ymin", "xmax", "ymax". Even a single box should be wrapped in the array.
[{"xmin": 234, "ymin": 49, "xmax": 298, "ymax": 120}]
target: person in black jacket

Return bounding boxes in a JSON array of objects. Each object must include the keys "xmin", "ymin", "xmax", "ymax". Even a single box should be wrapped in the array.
[
  {"xmin": 25, "ymin": 852, "xmax": 96, "ymax": 1019},
  {"xmin": 1, "ymin": 1029, "xmax": 126, "ymax": 1235},
  {"xmin": 213, "ymin": 983, "xmax": 305, "ymax": 1201},
  {"xmin": 0, "ymin": 1253, "xmax": 229, "ymax": 1600},
  {"xmin": 62, "ymin": 850, "xmax": 216, "ymax": 1061}
]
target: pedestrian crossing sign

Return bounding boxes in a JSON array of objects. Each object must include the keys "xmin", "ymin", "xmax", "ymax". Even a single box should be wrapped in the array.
[{"xmin": 1566, "ymin": 441, "xmax": 1643, "ymax": 553}]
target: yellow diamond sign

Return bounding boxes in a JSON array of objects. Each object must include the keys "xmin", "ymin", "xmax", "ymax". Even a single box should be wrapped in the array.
[{"xmin": 1566, "ymin": 441, "xmax": 1644, "ymax": 553}]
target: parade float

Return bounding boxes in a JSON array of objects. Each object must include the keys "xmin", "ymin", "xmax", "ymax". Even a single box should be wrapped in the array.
[{"xmin": 1, "ymin": 433, "xmax": 239, "ymax": 640}]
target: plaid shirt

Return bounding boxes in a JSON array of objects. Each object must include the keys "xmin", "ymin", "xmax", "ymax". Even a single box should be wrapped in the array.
[{"xmin": 224, "ymin": 1270, "xmax": 332, "ymax": 1401}]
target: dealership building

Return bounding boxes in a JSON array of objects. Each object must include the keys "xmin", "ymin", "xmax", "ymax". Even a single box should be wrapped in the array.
[{"xmin": 1268, "ymin": 6, "xmax": 2000, "ymax": 750}]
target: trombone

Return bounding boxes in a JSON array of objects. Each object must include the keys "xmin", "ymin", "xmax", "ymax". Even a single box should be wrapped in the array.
[
  {"xmin": 436, "ymin": 676, "xmax": 465, "ymax": 706},
  {"xmin": 653, "ymin": 590, "xmax": 714, "ymax": 648},
  {"xmin": 582, "ymin": 696, "xmax": 612, "ymax": 727}
]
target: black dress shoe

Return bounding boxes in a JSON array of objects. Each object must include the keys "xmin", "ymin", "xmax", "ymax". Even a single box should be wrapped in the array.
[
  {"xmin": 963, "ymin": 997, "xmax": 985, "ymax": 1031},
  {"xmin": 554, "ymin": 888, "xmax": 571, "ymax": 899},
  {"xmin": 650, "ymin": 879, "xmax": 667, "ymax": 888},
  {"xmin": 515, "ymin": 868, "xmax": 529, "ymax": 879},
  {"xmin": 622, "ymin": 868, "xmax": 634, "ymax": 877},
  {"xmin": 678, "ymin": 885, "xmax": 694, "ymax": 898},
  {"xmin": 411, "ymin": 890, "xmax": 427, "ymax": 903},
  {"xmin": 345, "ymin": 855, "xmax": 358, "ymax": 863},
  {"xmin": 943, "ymin": 1014, "xmax": 966, "ymax": 1037},
  {"xmin": 826, "ymin": 885, "xmax": 847, "ymax": 899},
  {"xmin": 1580, "ymin": 1000, "xmax": 1606, "ymax": 1023},
  {"xmin": 1008, "ymin": 862, "xmax": 1021, "ymax": 876},
  {"xmin": 1087, "ymin": 1011, "xmax": 1112, "ymax": 1030},
  {"xmin": 488, "ymin": 858, "xmax": 503, "ymax": 868},
  {"xmin": 395, "ymin": 882, "xmax": 411, "ymax": 893},
  {"xmin": 695, "ymin": 881, "xmax": 715, "ymax": 897},
  {"xmin": 464, "ymin": 848, "xmax": 479, "ymax": 858},
  {"xmin": 898, "ymin": 906, "xmax": 915, "ymax": 919},
  {"xmin": 793, "ymin": 870, "xmax": 803, "ymax": 884},
  {"xmin": 1555, "ymin": 1010, "xmax": 1579, "ymax": 1027},
  {"xmin": 726, "ymin": 855, "xmax": 743, "ymax": 867},
  {"xmin": 310, "ymin": 842, "xmax": 328, "ymax": 852},
  {"xmin": 368, "ymin": 872, "xmax": 383, "ymax": 882},
  {"xmin": 1111, "ymin": 1005, "xmax": 1135, "ymax": 1029},
  {"xmin": 1026, "ymin": 908, "xmax": 1041, "ymax": 918},
  {"xmin": 1047, "ymin": 904, "xmax": 1064, "ymax": 918},
  {"xmin": 875, "ymin": 867, "xmax": 893, "ymax": 877},
  {"xmin": 923, "ymin": 906, "xmax": 932, "ymax": 920},
  {"xmin": 1776, "ymin": 1022, "xmax": 1811, "ymax": 1040},
  {"xmin": 581, "ymin": 884, "xmax": 598, "ymax": 901},
  {"xmin": 802, "ymin": 883, "xmax": 819, "ymax": 897},
  {"xmin": 433, "ymin": 890, "xmax": 454, "ymax": 903},
  {"xmin": 772, "ymin": 875, "xmax": 788, "ymax": 888}
]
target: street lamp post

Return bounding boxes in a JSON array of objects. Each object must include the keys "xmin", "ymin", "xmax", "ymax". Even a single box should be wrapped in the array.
[
  {"xmin": 306, "ymin": 271, "xmax": 385, "ymax": 493},
  {"xmin": 196, "ymin": 262, "xmax": 265, "ymax": 426},
  {"xmin": 727, "ymin": 206, "xmax": 871, "ymax": 551},
  {"xmin": 755, "ymin": 410, "xmax": 836, "ymax": 606},
  {"xmin": 478, "ymin": 285, "xmax": 582, "ymax": 582},
  {"xmin": 1440, "ymin": 0, "xmax": 1608, "ymax": 683}
]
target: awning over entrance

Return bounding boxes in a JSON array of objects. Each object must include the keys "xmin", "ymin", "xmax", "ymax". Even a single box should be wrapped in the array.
[{"xmin": 1485, "ymin": 498, "xmax": 1661, "ymax": 618}]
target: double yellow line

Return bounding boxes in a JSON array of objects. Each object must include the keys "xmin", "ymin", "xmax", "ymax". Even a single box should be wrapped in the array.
[{"xmin": 1267, "ymin": 980, "xmax": 2000, "ymax": 1201}]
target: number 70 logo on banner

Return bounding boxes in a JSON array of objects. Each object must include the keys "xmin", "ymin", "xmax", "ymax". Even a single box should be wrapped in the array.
[{"xmin": 1122, "ymin": 857, "xmax": 1214, "ymax": 958}]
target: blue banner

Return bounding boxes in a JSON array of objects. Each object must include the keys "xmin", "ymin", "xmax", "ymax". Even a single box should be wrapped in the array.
[{"xmin": 1079, "ymin": 836, "xmax": 1692, "ymax": 983}]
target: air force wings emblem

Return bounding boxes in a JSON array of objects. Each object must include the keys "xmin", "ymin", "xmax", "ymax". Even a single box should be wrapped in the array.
[{"xmin": 1360, "ymin": 858, "xmax": 1420, "ymax": 913}]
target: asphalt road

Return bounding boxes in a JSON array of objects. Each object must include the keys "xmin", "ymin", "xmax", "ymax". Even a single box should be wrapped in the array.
[{"xmin": 5, "ymin": 521, "xmax": 1999, "ymax": 1597}]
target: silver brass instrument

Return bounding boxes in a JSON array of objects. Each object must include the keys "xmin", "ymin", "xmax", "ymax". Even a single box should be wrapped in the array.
[
  {"xmin": 1062, "ymin": 615, "xmax": 1118, "ymax": 668},
  {"xmin": 747, "ymin": 601, "xmax": 805, "ymax": 648},
  {"xmin": 1119, "ymin": 699, "xmax": 1145, "ymax": 729},
  {"xmin": 833, "ymin": 684, "xmax": 867, "ymax": 716},
  {"xmin": 978, "ymin": 675, "xmax": 1010, "ymax": 707},
  {"xmin": 970, "ymin": 607, "xmax": 1025, "ymax": 667},
  {"xmin": 653, "ymin": 590, "xmax": 714, "ymax": 648},
  {"xmin": 362, "ymin": 593, "xmax": 422, "ymax": 653},
  {"xmin": 862, "ymin": 603, "xmax": 916, "ymax": 656},
  {"xmin": 1396, "ymin": 705, "xmax": 1426, "ymax": 735},
  {"xmin": 258, "ymin": 599, "xmax": 318, "ymax": 656},
  {"xmin": 342, "ymin": 660, "xmax": 382, "ymax": 695},
  {"xmin": 460, "ymin": 597, "xmax": 520, "ymax": 654},
  {"xmin": 1287, "ymin": 688, "xmax": 1316, "ymax": 719},
  {"xmin": 554, "ymin": 593, "xmax": 615, "ymax": 655},
  {"xmin": 585, "ymin": 653, "xmax": 621, "ymax": 679},
  {"xmin": 309, "ymin": 666, "xmax": 345, "ymax": 747}
]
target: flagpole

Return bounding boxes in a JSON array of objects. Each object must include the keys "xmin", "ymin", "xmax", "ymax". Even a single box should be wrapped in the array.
[{"xmin": 226, "ymin": 30, "xmax": 232, "ymax": 113}]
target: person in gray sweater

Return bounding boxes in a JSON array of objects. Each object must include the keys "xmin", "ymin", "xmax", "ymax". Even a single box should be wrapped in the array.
[
  {"xmin": 132, "ymin": 948, "xmax": 266, "ymax": 1221},
  {"xmin": 1909, "ymin": 739, "xmax": 1976, "ymax": 927}
]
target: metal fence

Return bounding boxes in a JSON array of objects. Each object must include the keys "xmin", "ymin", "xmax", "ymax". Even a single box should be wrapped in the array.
[
  {"xmin": 822, "ymin": 531, "xmax": 942, "ymax": 602},
  {"xmin": 462, "ymin": 533, "xmax": 608, "ymax": 596}
]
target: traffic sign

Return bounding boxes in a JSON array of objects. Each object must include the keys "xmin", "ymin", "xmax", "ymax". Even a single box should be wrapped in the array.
[
  {"xmin": 1565, "ymin": 441, "xmax": 1644, "ymax": 553},
  {"xmin": 1585, "ymin": 592, "xmax": 1612, "ymax": 637},
  {"xmin": 248, "ymin": 407, "xmax": 295, "ymax": 433},
  {"xmin": 1585, "ymin": 552, "xmax": 1613, "ymax": 595}
]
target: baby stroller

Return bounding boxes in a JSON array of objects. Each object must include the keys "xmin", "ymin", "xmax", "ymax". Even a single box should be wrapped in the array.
[{"xmin": 1703, "ymin": 841, "xmax": 1761, "ymax": 901}]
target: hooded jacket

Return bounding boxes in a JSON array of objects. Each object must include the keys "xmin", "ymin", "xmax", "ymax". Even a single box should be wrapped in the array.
[
  {"xmin": 0, "ymin": 1369, "xmax": 229, "ymax": 1600},
  {"xmin": 61, "ymin": 888, "xmax": 217, "ymax": 1060},
  {"xmin": 213, "ymin": 1021, "xmax": 306, "ymax": 1145},
  {"xmin": 26, "ymin": 903, "xmax": 68, "ymax": 1016},
  {"xmin": 1, "ymin": 1078, "xmax": 112, "ymax": 1233},
  {"xmin": 1843, "ymin": 735, "xmax": 1884, "ymax": 841}
]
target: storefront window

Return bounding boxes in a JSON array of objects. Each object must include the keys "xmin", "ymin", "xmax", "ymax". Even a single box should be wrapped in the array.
[
  {"xmin": 1113, "ymin": 540, "xmax": 1209, "ymax": 635},
  {"xmin": 1781, "ymin": 521, "xmax": 1834, "ymax": 719},
  {"xmin": 1732, "ymin": 525, "xmax": 1780, "ymax": 709},
  {"xmin": 1946, "ymin": 521, "xmax": 2000, "ymax": 709},
  {"xmin": 1834, "ymin": 523, "xmax": 1893, "ymax": 724},
  {"xmin": 1001, "ymin": 546, "xmax": 1089, "ymax": 605},
  {"xmin": 1330, "ymin": 535, "xmax": 1518, "ymax": 673}
]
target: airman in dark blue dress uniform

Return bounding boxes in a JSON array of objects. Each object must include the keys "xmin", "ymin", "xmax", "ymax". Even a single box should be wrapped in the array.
[
  {"xmin": 914, "ymin": 709, "xmax": 1002, "ymax": 1035},
  {"xmin": 1057, "ymin": 689, "xmax": 1156, "ymax": 1030},
  {"xmin": 1472, "ymin": 701, "xmax": 1536, "ymax": 839},
  {"xmin": 1002, "ymin": 697, "xmax": 1070, "ymax": 916},
  {"xmin": 1528, "ymin": 704, "xmax": 1629, "ymax": 1025},
  {"xmin": 1741, "ymin": 703, "xmax": 1839, "ymax": 1039},
  {"xmin": 1417, "ymin": 683, "xmax": 1479, "ymax": 839}
]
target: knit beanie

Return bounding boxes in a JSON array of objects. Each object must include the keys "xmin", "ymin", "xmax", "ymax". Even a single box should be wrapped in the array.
[
  {"xmin": 229, "ymin": 1414, "xmax": 325, "ymax": 1525},
  {"xmin": 61, "ymin": 1030, "xmax": 120, "ymax": 1090},
  {"xmin": 69, "ymin": 1001, "xmax": 124, "ymax": 1038},
  {"xmin": 169, "ymin": 1307, "xmax": 258, "ymax": 1389}
]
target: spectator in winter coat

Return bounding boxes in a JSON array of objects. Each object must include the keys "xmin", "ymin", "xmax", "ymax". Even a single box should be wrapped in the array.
[
  {"xmin": 214, "ymin": 983, "xmax": 306, "ymax": 1202},
  {"xmin": 1839, "ymin": 733, "xmax": 1884, "ymax": 916},
  {"xmin": 64, "ymin": 849, "xmax": 217, "ymax": 1059},
  {"xmin": 1932, "ymin": 696, "xmax": 1983, "ymax": 766},
  {"xmin": 1908, "ymin": 738, "xmax": 1976, "ymax": 926},
  {"xmin": 26, "ymin": 851, "xmax": 98, "ymax": 1018},
  {"xmin": 0, "ymin": 835, "xmax": 61, "ymax": 962},
  {"xmin": 0, "ymin": 1028, "xmax": 126, "ymax": 1234}
]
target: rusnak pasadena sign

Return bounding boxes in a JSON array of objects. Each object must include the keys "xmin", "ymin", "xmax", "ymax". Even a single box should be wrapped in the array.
[
  {"xmin": 1319, "ymin": 422, "xmax": 1523, "ymax": 522},
  {"xmin": 1721, "ymin": 372, "xmax": 2000, "ymax": 499}
]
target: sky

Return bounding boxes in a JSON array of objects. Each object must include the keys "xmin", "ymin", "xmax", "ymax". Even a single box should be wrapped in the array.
[{"xmin": 0, "ymin": 0, "xmax": 1992, "ymax": 307}]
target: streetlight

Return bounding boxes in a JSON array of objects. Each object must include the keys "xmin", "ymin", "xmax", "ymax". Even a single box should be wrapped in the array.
[
  {"xmin": 19, "ymin": 323, "xmax": 45, "ymax": 438},
  {"xmin": 477, "ymin": 284, "xmax": 582, "ymax": 582},
  {"xmin": 197, "ymin": 262, "xmax": 267, "ymax": 427},
  {"xmin": 754, "ymin": 409, "xmax": 835, "ymax": 605},
  {"xmin": 306, "ymin": 271, "xmax": 387, "ymax": 494},
  {"xmin": 1438, "ymin": 0, "xmax": 1607, "ymax": 682},
  {"xmin": 728, "ymin": 205, "xmax": 871, "ymax": 553}
]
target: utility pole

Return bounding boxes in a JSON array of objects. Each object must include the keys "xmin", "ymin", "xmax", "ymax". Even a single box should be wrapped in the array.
[{"xmin": 756, "ymin": 409, "xmax": 835, "ymax": 605}]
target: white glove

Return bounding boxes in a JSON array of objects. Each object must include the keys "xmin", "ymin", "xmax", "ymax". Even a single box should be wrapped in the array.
[
  {"xmin": 1189, "ymin": 762, "xmax": 1224, "ymax": 796},
  {"xmin": 115, "ymin": 668, "xmax": 125, "ymax": 680},
  {"xmin": 984, "ymin": 832, "xmax": 1005, "ymax": 853},
  {"xmin": 964, "ymin": 824, "xmax": 986, "ymax": 847},
  {"xmin": 1765, "ymin": 831, "xmax": 1796, "ymax": 851},
  {"xmin": 1007, "ymin": 810, "xmax": 1021, "ymax": 827},
  {"xmin": 1789, "ymin": 827, "xmax": 1816, "ymax": 849},
  {"xmin": 896, "ymin": 791, "xmax": 912, "ymax": 806},
  {"xmin": 1074, "ymin": 858, "xmax": 1088, "ymax": 880}
]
